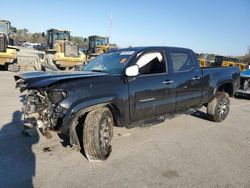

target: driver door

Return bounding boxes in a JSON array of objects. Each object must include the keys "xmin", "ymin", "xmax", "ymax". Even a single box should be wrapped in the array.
[{"xmin": 129, "ymin": 50, "xmax": 175, "ymax": 122}]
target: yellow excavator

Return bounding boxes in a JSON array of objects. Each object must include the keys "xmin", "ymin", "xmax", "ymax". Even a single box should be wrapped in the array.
[
  {"xmin": 198, "ymin": 58, "xmax": 207, "ymax": 67},
  {"xmin": 0, "ymin": 19, "xmax": 18, "ymax": 71},
  {"xmin": 86, "ymin": 35, "xmax": 110, "ymax": 59},
  {"xmin": 42, "ymin": 29, "xmax": 86, "ymax": 70},
  {"xmin": 214, "ymin": 55, "xmax": 247, "ymax": 72}
]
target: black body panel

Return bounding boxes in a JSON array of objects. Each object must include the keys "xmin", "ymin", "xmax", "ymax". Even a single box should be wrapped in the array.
[{"xmin": 15, "ymin": 46, "xmax": 240, "ymax": 133}]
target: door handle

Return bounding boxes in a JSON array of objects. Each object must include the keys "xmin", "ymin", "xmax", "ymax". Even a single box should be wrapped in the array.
[
  {"xmin": 192, "ymin": 76, "xmax": 200, "ymax": 80},
  {"xmin": 163, "ymin": 80, "xmax": 174, "ymax": 84}
]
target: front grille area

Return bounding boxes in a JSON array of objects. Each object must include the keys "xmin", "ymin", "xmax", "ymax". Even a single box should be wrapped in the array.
[
  {"xmin": 0, "ymin": 33, "xmax": 7, "ymax": 52},
  {"xmin": 64, "ymin": 41, "xmax": 79, "ymax": 57},
  {"xmin": 240, "ymin": 77, "xmax": 250, "ymax": 90}
]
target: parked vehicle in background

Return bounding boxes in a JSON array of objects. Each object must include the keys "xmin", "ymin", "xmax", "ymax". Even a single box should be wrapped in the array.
[
  {"xmin": 15, "ymin": 46, "xmax": 240, "ymax": 161},
  {"xmin": 21, "ymin": 42, "xmax": 45, "ymax": 51},
  {"xmin": 41, "ymin": 29, "xmax": 86, "ymax": 70},
  {"xmin": 235, "ymin": 69, "xmax": 250, "ymax": 98},
  {"xmin": 33, "ymin": 44, "xmax": 46, "ymax": 51},
  {"xmin": 21, "ymin": 42, "xmax": 34, "ymax": 48}
]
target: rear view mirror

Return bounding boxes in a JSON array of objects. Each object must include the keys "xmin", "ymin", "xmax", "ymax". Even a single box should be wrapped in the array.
[
  {"xmin": 125, "ymin": 65, "xmax": 139, "ymax": 77},
  {"xmin": 41, "ymin": 32, "xmax": 45, "ymax": 37}
]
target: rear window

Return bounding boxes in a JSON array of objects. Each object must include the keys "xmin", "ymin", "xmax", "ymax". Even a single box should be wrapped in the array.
[{"xmin": 170, "ymin": 52, "xmax": 195, "ymax": 72}]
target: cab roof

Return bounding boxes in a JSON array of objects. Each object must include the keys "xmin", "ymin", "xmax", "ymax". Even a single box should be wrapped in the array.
[
  {"xmin": 110, "ymin": 46, "xmax": 192, "ymax": 53},
  {"xmin": 89, "ymin": 35, "xmax": 109, "ymax": 38},
  {"xmin": 47, "ymin": 28, "xmax": 70, "ymax": 33},
  {"xmin": 0, "ymin": 20, "xmax": 11, "ymax": 24}
]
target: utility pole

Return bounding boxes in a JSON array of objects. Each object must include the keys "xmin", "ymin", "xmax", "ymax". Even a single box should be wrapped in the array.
[{"xmin": 109, "ymin": 12, "xmax": 113, "ymax": 40}]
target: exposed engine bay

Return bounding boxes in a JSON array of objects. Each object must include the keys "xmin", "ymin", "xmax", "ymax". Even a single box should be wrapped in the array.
[{"xmin": 17, "ymin": 79, "xmax": 67, "ymax": 138}]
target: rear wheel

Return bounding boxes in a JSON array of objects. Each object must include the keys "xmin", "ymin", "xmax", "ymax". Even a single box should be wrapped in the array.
[
  {"xmin": 83, "ymin": 107, "xmax": 114, "ymax": 162},
  {"xmin": 207, "ymin": 92, "xmax": 230, "ymax": 122}
]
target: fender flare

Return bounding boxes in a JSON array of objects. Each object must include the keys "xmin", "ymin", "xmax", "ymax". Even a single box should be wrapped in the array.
[
  {"xmin": 211, "ymin": 79, "xmax": 234, "ymax": 99},
  {"xmin": 64, "ymin": 103, "xmax": 110, "ymax": 148},
  {"xmin": 216, "ymin": 79, "xmax": 233, "ymax": 89},
  {"xmin": 61, "ymin": 97, "xmax": 115, "ymax": 134}
]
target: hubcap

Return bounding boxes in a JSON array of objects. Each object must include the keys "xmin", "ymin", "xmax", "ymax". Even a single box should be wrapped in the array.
[
  {"xmin": 217, "ymin": 97, "xmax": 229, "ymax": 118},
  {"xmin": 99, "ymin": 117, "xmax": 111, "ymax": 154}
]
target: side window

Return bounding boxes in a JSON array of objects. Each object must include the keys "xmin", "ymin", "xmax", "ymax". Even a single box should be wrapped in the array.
[
  {"xmin": 136, "ymin": 52, "xmax": 167, "ymax": 75},
  {"xmin": 170, "ymin": 52, "xmax": 195, "ymax": 72}
]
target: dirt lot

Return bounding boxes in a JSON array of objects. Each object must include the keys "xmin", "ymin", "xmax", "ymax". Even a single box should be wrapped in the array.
[{"xmin": 0, "ymin": 71, "xmax": 249, "ymax": 188}]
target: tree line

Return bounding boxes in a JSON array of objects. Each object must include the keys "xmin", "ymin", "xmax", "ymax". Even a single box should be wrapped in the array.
[
  {"xmin": 242, "ymin": 48, "xmax": 250, "ymax": 65},
  {"xmin": 10, "ymin": 29, "xmax": 249, "ymax": 65}
]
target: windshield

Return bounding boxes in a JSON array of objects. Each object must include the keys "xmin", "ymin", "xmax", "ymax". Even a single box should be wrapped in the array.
[
  {"xmin": 53, "ymin": 31, "xmax": 70, "ymax": 41},
  {"xmin": 96, "ymin": 37, "xmax": 108, "ymax": 45},
  {"xmin": 0, "ymin": 22, "xmax": 8, "ymax": 34},
  {"xmin": 83, "ymin": 51, "xmax": 136, "ymax": 74}
]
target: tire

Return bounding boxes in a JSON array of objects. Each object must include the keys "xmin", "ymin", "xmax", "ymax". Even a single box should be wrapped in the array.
[
  {"xmin": 43, "ymin": 54, "xmax": 57, "ymax": 71},
  {"xmin": 34, "ymin": 56, "xmax": 42, "ymax": 71},
  {"xmin": 8, "ymin": 63, "xmax": 20, "ymax": 72},
  {"xmin": 73, "ymin": 65, "xmax": 83, "ymax": 71},
  {"xmin": 83, "ymin": 107, "xmax": 114, "ymax": 162},
  {"xmin": 207, "ymin": 92, "xmax": 230, "ymax": 122}
]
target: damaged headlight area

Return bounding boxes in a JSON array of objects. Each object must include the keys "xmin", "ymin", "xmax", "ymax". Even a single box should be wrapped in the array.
[
  {"xmin": 23, "ymin": 89, "xmax": 67, "ymax": 139},
  {"xmin": 47, "ymin": 90, "xmax": 67, "ymax": 104}
]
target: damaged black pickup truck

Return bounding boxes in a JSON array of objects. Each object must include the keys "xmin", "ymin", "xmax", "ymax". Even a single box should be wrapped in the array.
[{"xmin": 15, "ymin": 46, "xmax": 240, "ymax": 161}]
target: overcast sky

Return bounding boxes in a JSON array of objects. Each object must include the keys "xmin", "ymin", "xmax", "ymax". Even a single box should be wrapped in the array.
[{"xmin": 1, "ymin": 0, "xmax": 250, "ymax": 56}]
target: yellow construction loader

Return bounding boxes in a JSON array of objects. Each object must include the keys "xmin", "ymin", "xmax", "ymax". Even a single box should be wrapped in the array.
[
  {"xmin": 215, "ymin": 55, "xmax": 247, "ymax": 72},
  {"xmin": 198, "ymin": 58, "xmax": 207, "ymax": 67},
  {"xmin": 42, "ymin": 29, "xmax": 86, "ymax": 70},
  {"xmin": 0, "ymin": 19, "xmax": 45, "ymax": 72},
  {"xmin": 0, "ymin": 20, "xmax": 19, "ymax": 71},
  {"xmin": 86, "ymin": 35, "xmax": 110, "ymax": 59}
]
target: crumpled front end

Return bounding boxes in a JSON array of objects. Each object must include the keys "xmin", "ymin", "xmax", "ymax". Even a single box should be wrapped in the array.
[{"xmin": 16, "ymin": 78, "xmax": 68, "ymax": 139}]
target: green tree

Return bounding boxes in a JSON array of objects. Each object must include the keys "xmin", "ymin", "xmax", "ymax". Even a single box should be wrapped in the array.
[
  {"xmin": 30, "ymin": 33, "xmax": 46, "ymax": 44},
  {"xmin": 243, "ymin": 47, "xmax": 250, "ymax": 65},
  {"xmin": 12, "ymin": 28, "xmax": 30, "ymax": 42},
  {"xmin": 71, "ymin": 36, "xmax": 88, "ymax": 48}
]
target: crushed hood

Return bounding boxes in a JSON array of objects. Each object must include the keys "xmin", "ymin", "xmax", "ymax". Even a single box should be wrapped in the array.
[{"xmin": 14, "ymin": 71, "xmax": 107, "ymax": 90}]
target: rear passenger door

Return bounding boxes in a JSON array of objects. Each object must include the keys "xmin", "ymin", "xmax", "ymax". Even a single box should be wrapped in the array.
[{"xmin": 168, "ymin": 49, "xmax": 202, "ymax": 111}]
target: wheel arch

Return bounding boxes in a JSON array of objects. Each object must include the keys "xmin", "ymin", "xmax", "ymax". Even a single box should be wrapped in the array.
[
  {"xmin": 61, "ymin": 100, "xmax": 122, "ymax": 148},
  {"xmin": 217, "ymin": 81, "xmax": 234, "ymax": 97}
]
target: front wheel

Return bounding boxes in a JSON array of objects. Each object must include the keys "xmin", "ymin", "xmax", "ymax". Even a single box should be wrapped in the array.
[
  {"xmin": 83, "ymin": 107, "xmax": 114, "ymax": 162},
  {"xmin": 207, "ymin": 92, "xmax": 230, "ymax": 122}
]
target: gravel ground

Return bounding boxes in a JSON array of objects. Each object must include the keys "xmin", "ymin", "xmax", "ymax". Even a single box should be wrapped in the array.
[{"xmin": 0, "ymin": 71, "xmax": 249, "ymax": 188}]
